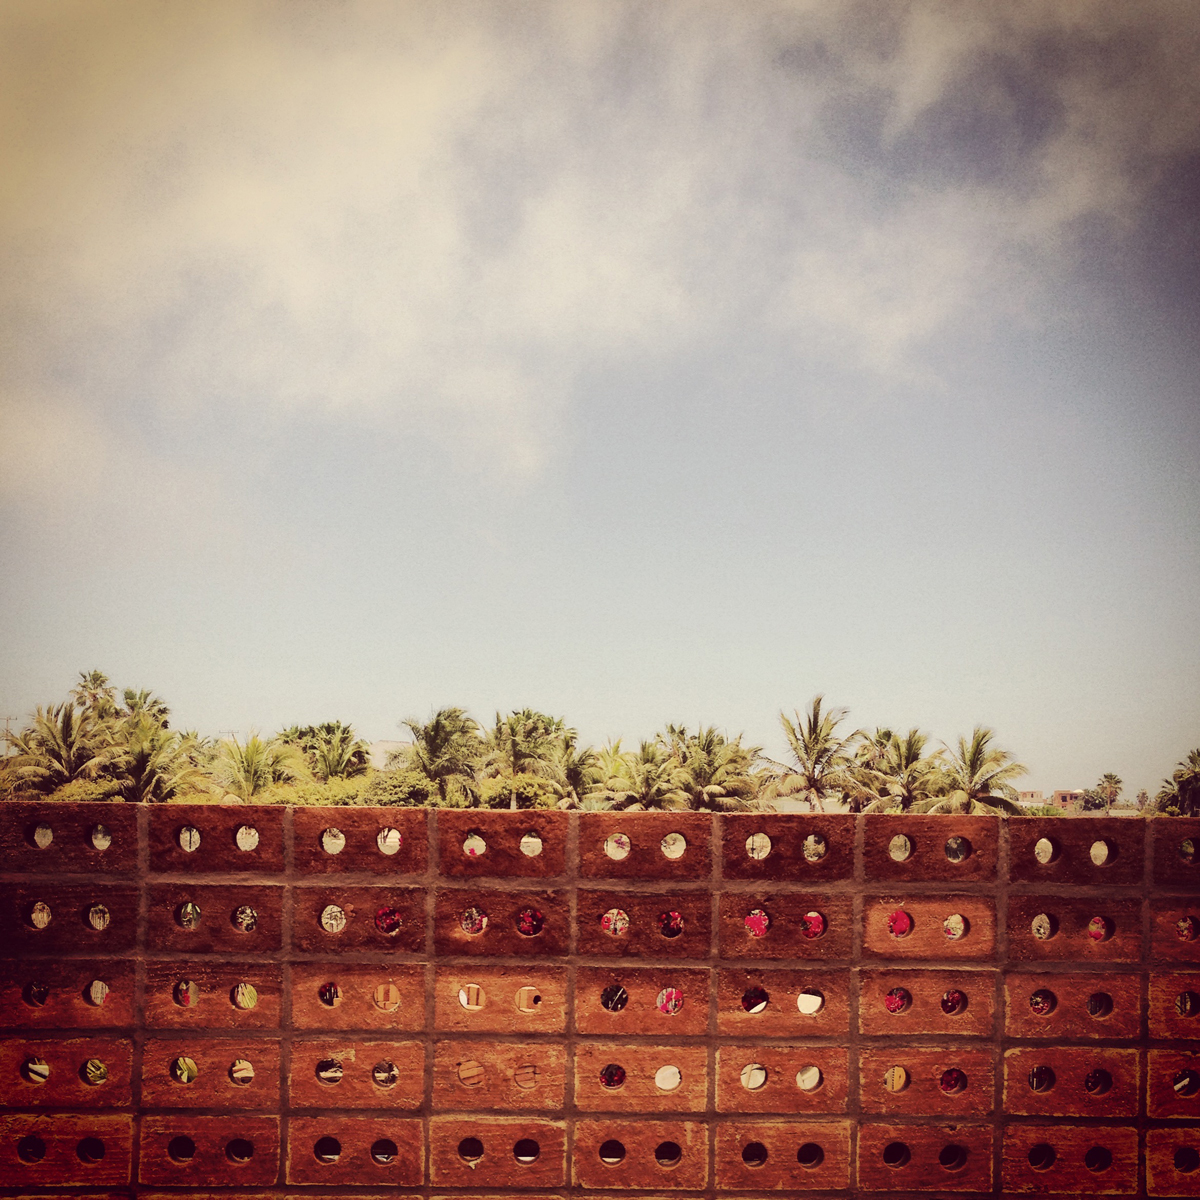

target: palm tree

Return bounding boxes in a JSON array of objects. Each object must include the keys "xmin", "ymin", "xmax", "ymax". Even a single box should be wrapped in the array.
[
  {"xmin": 547, "ymin": 732, "xmax": 601, "ymax": 806},
  {"xmin": 398, "ymin": 708, "xmax": 485, "ymax": 804},
  {"xmin": 911, "ymin": 726, "xmax": 1026, "ymax": 815},
  {"xmin": 1096, "ymin": 772, "xmax": 1123, "ymax": 812},
  {"xmin": 280, "ymin": 722, "xmax": 370, "ymax": 780},
  {"xmin": 1157, "ymin": 749, "xmax": 1200, "ymax": 816},
  {"xmin": 2, "ymin": 703, "xmax": 117, "ymax": 794},
  {"xmin": 859, "ymin": 728, "xmax": 946, "ymax": 813},
  {"xmin": 120, "ymin": 688, "xmax": 171, "ymax": 728},
  {"xmin": 587, "ymin": 740, "xmax": 689, "ymax": 811},
  {"xmin": 211, "ymin": 734, "xmax": 307, "ymax": 801},
  {"xmin": 662, "ymin": 725, "xmax": 762, "ymax": 811},
  {"xmin": 761, "ymin": 695, "xmax": 859, "ymax": 812},
  {"xmin": 119, "ymin": 718, "xmax": 206, "ymax": 802},
  {"xmin": 70, "ymin": 670, "xmax": 117, "ymax": 719},
  {"xmin": 484, "ymin": 709, "xmax": 567, "ymax": 807}
]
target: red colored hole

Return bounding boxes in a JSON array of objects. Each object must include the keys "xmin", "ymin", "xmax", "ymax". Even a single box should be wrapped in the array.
[
  {"xmin": 801, "ymin": 910, "xmax": 826, "ymax": 939},
  {"xmin": 374, "ymin": 907, "xmax": 403, "ymax": 935},
  {"xmin": 599, "ymin": 1063, "xmax": 626, "ymax": 1088},
  {"xmin": 516, "ymin": 908, "xmax": 544, "ymax": 936},
  {"xmin": 744, "ymin": 908, "xmax": 770, "ymax": 937},
  {"xmin": 659, "ymin": 911, "xmax": 684, "ymax": 938},
  {"xmin": 941, "ymin": 989, "xmax": 967, "ymax": 1015},
  {"xmin": 884, "ymin": 987, "xmax": 910, "ymax": 1014},
  {"xmin": 939, "ymin": 1068, "xmax": 968, "ymax": 1094},
  {"xmin": 887, "ymin": 909, "xmax": 912, "ymax": 937}
]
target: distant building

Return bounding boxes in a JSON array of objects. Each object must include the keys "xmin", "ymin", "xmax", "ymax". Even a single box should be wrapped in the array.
[
  {"xmin": 1018, "ymin": 790, "xmax": 1045, "ymax": 806},
  {"xmin": 1051, "ymin": 789, "xmax": 1084, "ymax": 810}
]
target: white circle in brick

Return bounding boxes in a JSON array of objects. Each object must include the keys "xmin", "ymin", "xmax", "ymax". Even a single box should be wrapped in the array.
[
  {"xmin": 1090, "ymin": 838, "xmax": 1113, "ymax": 866},
  {"xmin": 745, "ymin": 832, "xmax": 771, "ymax": 860},
  {"xmin": 178, "ymin": 825, "xmax": 201, "ymax": 853},
  {"xmin": 1034, "ymin": 836, "xmax": 1056, "ymax": 864},
  {"xmin": 519, "ymin": 832, "xmax": 543, "ymax": 857},
  {"xmin": 740, "ymin": 1063, "xmax": 768, "ymax": 1090},
  {"xmin": 888, "ymin": 834, "xmax": 912, "ymax": 862},
  {"xmin": 654, "ymin": 1065, "xmax": 682, "ymax": 1091},
  {"xmin": 29, "ymin": 901, "xmax": 52, "ymax": 929},
  {"xmin": 796, "ymin": 1065, "xmax": 822, "ymax": 1091},
  {"xmin": 320, "ymin": 904, "xmax": 347, "ymax": 933},
  {"xmin": 660, "ymin": 832, "xmax": 687, "ymax": 859},
  {"xmin": 87, "ymin": 980, "xmax": 109, "ymax": 1007},
  {"xmin": 33, "ymin": 823, "xmax": 53, "ymax": 849},
  {"xmin": 320, "ymin": 827, "xmax": 346, "ymax": 855},
  {"xmin": 797, "ymin": 989, "xmax": 824, "ymax": 1015},
  {"xmin": 377, "ymin": 827, "xmax": 403, "ymax": 855},
  {"xmin": 235, "ymin": 825, "xmax": 259, "ymax": 852},
  {"xmin": 91, "ymin": 824, "xmax": 112, "ymax": 851},
  {"xmin": 463, "ymin": 833, "xmax": 486, "ymax": 857},
  {"xmin": 458, "ymin": 984, "xmax": 485, "ymax": 1011},
  {"xmin": 604, "ymin": 832, "xmax": 631, "ymax": 860},
  {"xmin": 87, "ymin": 904, "xmax": 110, "ymax": 931}
]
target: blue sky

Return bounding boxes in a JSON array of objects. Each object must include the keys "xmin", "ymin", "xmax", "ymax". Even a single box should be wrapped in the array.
[{"xmin": 1, "ymin": 1, "xmax": 1197, "ymax": 796}]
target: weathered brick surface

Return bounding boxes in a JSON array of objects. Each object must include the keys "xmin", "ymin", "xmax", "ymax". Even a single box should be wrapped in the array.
[
  {"xmin": 0, "ymin": 959, "xmax": 136, "ymax": 1029},
  {"xmin": 715, "ymin": 1044, "xmax": 849, "ymax": 1113},
  {"xmin": 0, "ymin": 1037, "xmax": 132, "ymax": 1107},
  {"xmin": 576, "ymin": 889, "xmax": 710, "ymax": 959},
  {"xmin": 857, "ymin": 1045, "xmax": 994, "ymax": 1115},
  {"xmin": 575, "ymin": 1043, "xmax": 708, "ymax": 1112},
  {"xmin": 292, "ymin": 805, "xmax": 429, "ymax": 876},
  {"xmin": 862, "ymin": 893, "xmax": 996, "ymax": 959},
  {"xmin": 858, "ymin": 967, "xmax": 997, "ymax": 1036},
  {"xmin": 293, "ymin": 884, "xmax": 425, "ymax": 953},
  {"xmin": 856, "ymin": 1120, "xmax": 993, "ymax": 1192},
  {"xmin": 717, "ymin": 892, "xmax": 852, "ymax": 960},
  {"xmin": 148, "ymin": 803, "xmax": 285, "ymax": 874},
  {"xmin": 713, "ymin": 1118, "xmax": 851, "ymax": 1191},
  {"xmin": 434, "ymin": 887, "xmax": 569, "ymax": 956},
  {"xmin": 1146, "ymin": 1048, "xmax": 1200, "ymax": 1118},
  {"xmin": 433, "ymin": 964, "xmax": 567, "ymax": 1033},
  {"xmin": 580, "ymin": 812, "xmax": 712, "ymax": 881},
  {"xmin": 1004, "ymin": 969, "xmax": 1141, "ymax": 1039},
  {"xmin": 0, "ymin": 1113, "xmax": 133, "ymax": 1186},
  {"xmin": 0, "ymin": 801, "xmax": 137, "ymax": 874},
  {"xmin": 1002, "ymin": 1045, "xmax": 1140, "ymax": 1117},
  {"xmin": 862, "ymin": 813, "xmax": 998, "ymax": 882},
  {"xmin": 1007, "ymin": 893, "xmax": 1142, "ymax": 961},
  {"xmin": 574, "ymin": 966, "xmax": 710, "ymax": 1036},
  {"xmin": 144, "ymin": 960, "xmax": 282, "ymax": 1029},
  {"xmin": 146, "ymin": 882, "xmax": 282, "ymax": 954},
  {"xmin": 1152, "ymin": 817, "xmax": 1200, "ymax": 887},
  {"xmin": 290, "ymin": 1037, "xmax": 424, "ymax": 1108},
  {"xmin": 716, "ymin": 967, "xmax": 851, "ymax": 1037},
  {"xmin": 1009, "ymin": 815, "xmax": 1145, "ymax": 884},
  {"xmin": 719, "ymin": 814, "xmax": 854, "ymax": 881},
  {"xmin": 1146, "ymin": 1126, "xmax": 1200, "ymax": 1196},
  {"xmin": 291, "ymin": 962, "xmax": 425, "ymax": 1031},
  {"xmin": 571, "ymin": 1119, "xmax": 708, "ymax": 1189},
  {"xmin": 430, "ymin": 1115, "xmax": 566, "ymax": 1187},
  {"xmin": 433, "ymin": 1038, "xmax": 566, "ymax": 1109},
  {"xmin": 138, "ymin": 1114, "xmax": 280, "ymax": 1186},
  {"xmin": 2, "ymin": 882, "xmax": 138, "ymax": 953},
  {"xmin": 439, "ymin": 810, "xmax": 569, "ymax": 878},
  {"xmin": 1002, "ymin": 1121, "xmax": 1138, "ymax": 1193},
  {"xmin": 285, "ymin": 1115, "xmax": 423, "ymax": 1186},
  {"xmin": 1148, "ymin": 970, "xmax": 1200, "ymax": 1039},
  {"xmin": 140, "ymin": 1037, "xmax": 282, "ymax": 1109}
]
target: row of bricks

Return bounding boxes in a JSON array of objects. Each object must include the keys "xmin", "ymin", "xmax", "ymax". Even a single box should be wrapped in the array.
[
  {"xmin": 4, "ymin": 804, "xmax": 1197, "ymax": 890},
  {"xmin": 6, "ymin": 962, "xmax": 1200, "ymax": 1040},
  {"xmin": 4, "ymin": 1037, "xmax": 1199, "ymax": 1119},
  {"xmin": 6, "ymin": 883, "xmax": 1199, "ymax": 962},
  {"xmin": 3, "ymin": 1113, "xmax": 1199, "ymax": 1194}
]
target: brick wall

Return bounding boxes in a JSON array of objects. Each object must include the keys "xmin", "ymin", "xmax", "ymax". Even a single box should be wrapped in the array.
[{"xmin": 1, "ymin": 803, "xmax": 1198, "ymax": 1197}]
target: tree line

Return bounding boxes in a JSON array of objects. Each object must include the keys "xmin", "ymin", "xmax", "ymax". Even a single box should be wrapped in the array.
[{"xmin": 1, "ymin": 670, "xmax": 1196, "ymax": 816}]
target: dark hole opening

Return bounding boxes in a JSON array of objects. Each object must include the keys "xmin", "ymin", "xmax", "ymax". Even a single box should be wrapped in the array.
[
  {"xmin": 938, "ymin": 1143, "xmax": 967, "ymax": 1171},
  {"xmin": 599, "ymin": 1063, "xmax": 626, "ymax": 1088},
  {"xmin": 940, "ymin": 989, "xmax": 967, "ymax": 1015},
  {"xmin": 1174, "ymin": 1146, "xmax": 1200, "ymax": 1173},
  {"xmin": 882, "ymin": 1141, "xmax": 910, "ymax": 1168},
  {"xmin": 513, "ymin": 1137, "xmax": 540, "ymax": 1164},
  {"xmin": 1028, "ymin": 1143, "xmax": 1056, "ymax": 1171},
  {"xmin": 76, "ymin": 1137, "xmax": 106, "ymax": 1164},
  {"xmin": 516, "ymin": 908, "xmax": 545, "ymax": 936},
  {"xmin": 313, "ymin": 1136, "xmax": 341, "ymax": 1164},
  {"xmin": 226, "ymin": 1138, "xmax": 254, "ymax": 1163},
  {"xmin": 22, "ymin": 981, "xmax": 50, "ymax": 1008},
  {"xmin": 370, "ymin": 1138, "xmax": 398, "ymax": 1165},
  {"xmin": 655, "ymin": 1141, "xmax": 682, "ymax": 1167},
  {"xmin": 658, "ymin": 910, "xmax": 684, "ymax": 938},
  {"xmin": 167, "ymin": 1135, "xmax": 195, "ymax": 1163},
  {"xmin": 797, "ymin": 1142, "xmax": 824, "ymax": 1168},
  {"xmin": 1084, "ymin": 1068, "xmax": 1113, "ymax": 1095},
  {"xmin": 1174, "ymin": 1069, "xmax": 1200, "ymax": 1097},
  {"xmin": 17, "ymin": 1136, "xmax": 46, "ymax": 1163},
  {"xmin": 883, "ymin": 986, "xmax": 910, "ymax": 1014},
  {"xmin": 1029, "ymin": 988, "xmax": 1056, "ymax": 1016},
  {"xmin": 741, "ymin": 985, "xmax": 769, "ymax": 1013},
  {"xmin": 600, "ymin": 984, "xmax": 628, "ymax": 1012},
  {"xmin": 1084, "ymin": 1145, "xmax": 1113, "ymax": 1172},
  {"xmin": 599, "ymin": 1139, "xmax": 626, "ymax": 1165},
  {"xmin": 458, "ymin": 1137, "xmax": 484, "ymax": 1163},
  {"xmin": 741, "ymin": 1141, "xmax": 768, "ymax": 1168},
  {"xmin": 374, "ymin": 906, "xmax": 403, "ymax": 935},
  {"xmin": 1086, "ymin": 991, "xmax": 1113, "ymax": 1018},
  {"xmin": 1028, "ymin": 1064, "xmax": 1055, "ymax": 1092}
]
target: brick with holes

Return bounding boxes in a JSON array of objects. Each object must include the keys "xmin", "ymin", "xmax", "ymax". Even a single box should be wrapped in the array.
[
  {"xmin": 286, "ymin": 1115, "xmax": 424, "ymax": 1186},
  {"xmin": 291, "ymin": 1038, "xmax": 424, "ymax": 1108},
  {"xmin": 862, "ymin": 814, "xmax": 998, "ymax": 882},
  {"xmin": 137, "ymin": 1115, "xmax": 280, "ymax": 1186},
  {"xmin": 1, "ymin": 883, "xmax": 138, "ymax": 954},
  {"xmin": 1002, "ymin": 1121, "xmax": 1138, "ymax": 1193},
  {"xmin": 1002, "ymin": 1045, "xmax": 1139, "ymax": 1117},
  {"xmin": 574, "ymin": 967, "xmax": 710, "ymax": 1036},
  {"xmin": 1149, "ymin": 971, "xmax": 1200, "ymax": 1039},
  {"xmin": 1007, "ymin": 893, "xmax": 1141, "ymax": 962},
  {"xmin": 575, "ymin": 1043, "xmax": 708, "ymax": 1112},
  {"xmin": 719, "ymin": 813, "xmax": 854, "ymax": 881},
  {"xmin": 577, "ymin": 890, "xmax": 711, "ymax": 959},
  {"xmin": 1152, "ymin": 901, "xmax": 1200, "ymax": 964},
  {"xmin": 714, "ymin": 1119, "xmax": 851, "ymax": 1191},
  {"xmin": 857, "ymin": 1045, "xmax": 993, "ymax": 1116},
  {"xmin": 718, "ymin": 893, "xmax": 852, "ymax": 960},
  {"xmin": 293, "ymin": 805, "xmax": 429, "ymax": 875},
  {"xmin": 435, "ymin": 888, "xmax": 568, "ymax": 956},
  {"xmin": 429, "ymin": 1116, "xmax": 566, "ymax": 1187},
  {"xmin": 144, "ymin": 961, "xmax": 282, "ymax": 1030},
  {"xmin": 580, "ymin": 812, "xmax": 712, "ymax": 880},
  {"xmin": 716, "ymin": 1045, "xmax": 849, "ymax": 1114},
  {"xmin": 1146, "ymin": 1126, "xmax": 1200, "ymax": 1196},
  {"xmin": 433, "ymin": 1039, "xmax": 566, "ymax": 1110},
  {"xmin": 572, "ymin": 1119, "xmax": 708, "ymax": 1190},
  {"xmin": 858, "ymin": 967, "xmax": 997, "ymax": 1037},
  {"xmin": 0, "ymin": 1036, "xmax": 132, "ymax": 1107},
  {"xmin": 146, "ymin": 882, "xmax": 282, "ymax": 954},
  {"xmin": 1147, "ymin": 1048, "xmax": 1200, "ymax": 1118},
  {"xmin": 0, "ymin": 1112, "xmax": 133, "ymax": 1186},
  {"xmin": 717, "ymin": 967, "xmax": 850, "ymax": 1037},
  {"xmin": 855, "ymin": 1121, "xmax": 992, "ymax": 1193},
  {"xmin": 292, "ymin": 962, "xmax": 426, "ymax": 1031},
  {"xmin": 1004, "ymin": 969, "xmax": 1140, "ymax": 1039},
  {"xmin": 0, "ymin": 959, "xmax": 135, "ymax": 1030},
  {"xmin": 862, "ymin": 894, "xmax": 996, "ymax": 960},
  {"xmin": 1153, "ymin": 817, "xmax": 1200, "ymax": 887},
  {"xmin": 434, "ymin": 965, "xmax": 567, "ymax": 1033},
  {"xmin": 140, "ymin": 1037, "xmax": 281, "ymax": 1109},
  {"xmin": 1010, "ymin": 816, "xmax": 1144, "ymax": 885},
  {"xmin": 148, "ymin": 803, "xmax": 285, "ymax": 873},
  {"xmin": 0, "ymin": 801, "xmax": 137, "ymax": 874},
  {"xmin": 439, "ymin": 810, "xmax": 569, "ymax": 877},
  {"xmin": 293, "ymin": 885, "xmax": 425, "ymax": 953}
]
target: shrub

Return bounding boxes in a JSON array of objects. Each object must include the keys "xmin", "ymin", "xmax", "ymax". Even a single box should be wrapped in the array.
[{"xmin": 478, "ymin": 772, "xmax": 559, "ymax": 810}]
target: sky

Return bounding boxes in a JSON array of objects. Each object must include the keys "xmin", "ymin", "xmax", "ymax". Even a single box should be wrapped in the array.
[{"xmin": 1, "ymin": 0, "xmax": 1198, "ymax": 797}]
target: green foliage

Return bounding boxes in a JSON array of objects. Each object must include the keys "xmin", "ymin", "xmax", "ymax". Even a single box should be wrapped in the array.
[
  {"xmin": 1023, "ymin": 804, "xmax": 1066, "ymax": 817},
  {"xmin": 45, "ymin": 776, "xmax": 126, "ymax": 802},
  {"xmin": 910, "ymin": 726, "xmax": 1026, "ymax": 815},
  {"xmin": 279, "ymin": 722, "xmax": 370, "ymax": 780},
  {"xmin": 478, "ymin": 771, "xmax": 559, "ymax": 809},
  {"xmin": 1079, "ymin": 789, "xmax": 1108, "ymax": 812},
  {"xmin": 254, "ymin": 775, "xmax": 374, "ymax": 806},
  {"xmin": 399, "ymin": 707, "xmax": 485, "ymax": 802},
  {"xmin": 762, "ymin": 696, "xmax": 859, "ymax": 812},
  {"xmin": 658, "ymin": 724, "xmax": 762, "ymax": 811},
  {"xmin": 362, "ymin": 769, "xmax": 440, "ymax": 807},
  {"xmin": 1156, "ymin": 748, "xmax": 1200, "ymax": 816},
  {"xmin": 2, "ymin": 703, "xmax": 119, "ymax": 794},
  {"xmin": 210, "ymin": 734, "xmax": 308, "ymax": 801},
  {"xmin": 856, "ymin": 727, "xmax": 946, "ymax": 813}
]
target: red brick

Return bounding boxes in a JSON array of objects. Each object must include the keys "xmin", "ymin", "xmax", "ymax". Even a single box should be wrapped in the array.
[
  {"xmin": 433, "ymin": 1038, "xmax": 566, "ymax": 1109},
  {"xmin": 576, "ymin": 1043, "xmax": 708, "ymax": 1112},
  {"xmin": 1002, "ymin": 1046, "xmax": 1139, "ymax": 1117},
  {"xmin": 1007, "ymin": 893, "xmax": 1141, "ymax": 962},
  {"xmin": 572, "ymin": 1118, "xmax": 708, "ymax": 1190},
  {"xmin": 716, "ymin": 1045, "xmax": 848, "ymax": 1113},
  {"xmin": 146, "ymin": 882, "xmax": 283, "ymax": 953},
  {"xmin": 140, "ymin": 1036, "xmax": 281, "ymax": 1108},
  {"xmin": 1010, "ymin": 815, "xmax": 1145, "ymax": 885},
  {"xmin": 719, "ymin": 814, "xmax": 854, "ymax": 881},
  {"xmin": 438, "ymin": 810, "xmax": 569, "ymax": 878},
  {"xmin": 717, "ymin": 967, "xmax": 851, "ymax": 1037},
  {"xmin": 0, "ymin": 1036, "xmax": 132, "ymax": 1107},
  {"xmin": 1004, "ymin": 969, "xmax": 1141, "ymax": 1039},
  {"xmin": 717, "ymin": 892, "xmax": 852, "ymax": 960},
  {"xmin": 581, "ymin": 812, "xmax": 712, "ymax": 880},
  {"xmin": 292, "ymin": 805, "xmax": 429, "ymax": 876},
  {"xmin": 143, "ymin": 960, "xmax": 282, "ymax": 1030},
  {"xmin": 576, "ymin": 889, "xmax": 710, "ymax": 959},
  {"xmin": 290, "ymin": 1037, "xmax": 424, "ymax": 1108},
  {"xmin": 0, "ymin": 1112, "xmax": 133, "ymax": 1186},
  {"xmin": 863, "ymin": 893, "xmax": 996, "ymax": 960},
  {"xmin": 1153, "ymin": 816, "xmax": 1200, "ymax": 887},
  {"xmin": 1147, "ymin": 1126, "xmax": 1200, "ymax": 1196},
  {"xmin": 434, "ymin": 964, "xmax": 567, "ymax": 1033},
  {"xmin": 148, "ymin": 802, "xmax": 284, "ymax": 873},
  {"xmin": 1149, "ymin": 970, "xmax": 1200, "ymax": 1039},
  {"xmin": 714, "ymin": 1119, "xmax": 850, "ymax": 1191},
  {"xmin": 862, "ymin": 814, "xmax": 998, "ymax": 882},
  {"xmin": 1003, "ymin": 1121, "xmax": 1138, "ymax": 1193},
  {"xmin": 292, "ymin": 962, "xmax": 425, "ymax": 1031},
  {"xmin": 286, "ymin": 1115, "xmax": 423, "ymax": 1186},
  {"xmin": 0, "ymin": 958, "xmax": 135, "ymax": 1030},
  {"xmin": 1148, "ymin": 1048, "xmax": 1200, "ymax": 1118},
  {"xmin": 858, "ymin": 967, "xmax": 997, "ymax": 1037},
  {"xmin": 574, "ymin": 967, "xmax": 710, "ymax": 1036},
  {"xmin": 0, "ymin": 801, "xmax": 137, "ymax": 874},
  {"xmin": 1, "ymin": 883, "xmax": 138, "ymax": 954},
  {"xmin": 138, "ymin": 1114, "xmax": 280, "ymax": 1186},
  {"xmin": 1152, "ymin": 900, "xmax": 1200, "ymax": 964},
  {"xmin": 293, "ymin": 884, "xmax": 425, "ymax": 952},
  {"xmin": 857, "ymin": 1045, "xmax": 994, "ymax": 1115},
  {"xmin": 430, "ymin": 1115, "xmax": 565, "ymax": 1187},
  {"xmin": 435, "ymin": 887, "xmax": 568, "ymax": 956},
  {"xmin": 856, "ymin": 1120, "xmax": 992, "ymax": 1192}
]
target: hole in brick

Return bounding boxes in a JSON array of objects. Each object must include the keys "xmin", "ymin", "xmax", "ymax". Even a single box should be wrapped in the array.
[
  {"xmin": 888, "ymin": 834, "xmax": 912, "ymax": 862},
  {"xmin": 28, "ymin": 900, "xmax": 52, "ymax": 929},
  {"xmin": 1089, "ymin": 838, "xmax": 1116, "ymax": 866},
  {"xmin": 174, "ymin": 979, "xmax": 199, "ymax": 1007},
  {"xmin": 599, "ymin": 1139, "xmax": 625, "ymax": 1165},
  {"xmin": 601, "ymin": 908, "xmax": 630, "ymax": 936},
  {"xmin": 231, "ymin": 982, "xmax": 258, "ymax": 1009},
  {"xmin": 939, "ymin": 1143, "xmax": 968, "ymax": 1171},
  {"xmin": 23, "ymin": 981, "xmax": 50, "ymax": 1007},
  {"xmin": 31, "ymin": 822, "xmax": 53, "ymax": 849},
  {"xmin": 176, "ymin": 901, "xmax": 202, "ymax": 930},
  {"xmin": 939, "ymin": 1067, "xmax": 968, "ymax": 1094},
  {"xmin": 458, "ymin": 984, "xmax": 485, "ymax": 1010},
  {"xmin": 235, "ymin": 825, "xmax": 259, "ymax": 852},
  {"xmin": 745, "ymin": 832, "xmax": 772, "ymax": 860},
  {"xmin": 655, "ymin": 1140, "xmax": 682, "ymax": 1167},
  {"xmin": 604, "ymin": 832, "xmax": 631, "ymax": 860},
  {"xmin": 656, "ymin": 986, "xmax": 684, "ymax": 1014},
  {"xmin": 516, "ymin": 907, "xmax": 544, "ymax": 936},
  {"xmin": 944, "ymin": 835, "xmax": 971, "ymax": 863},
  {"xmin": 457, "ymin": 1136, "xmax": 484, "ymax": 1164},
  {"xmin": 1029, "ymin": 987, "xmax": 1057, "ymax": 1016},
  {"xmin": 513, "ymin": 1138, "xmax": 540, "ymax": 1164},
  {"xmin": 460, "ymin": 906, "xmax": 488, "ymax": 935},
  {"xmin": 373, "ymin": 1060, "xmax": 399, "ymax": 1088},
  {"xmin": 315, "ymin": 1058, "xmax": 344, "ymax": 1085},
  {"xmin": 1034, "ymin": 836, "xmax": 1059, "ymax": 865},
  {"xmin": 655, "ymin": 1064, "xmax": 682, "ymax": 1091},
  {"xmin": 377, "ymin": 827, "xmax": 403, "ymax": 855},
  {"xmin": 882, "ymin": 1141, "xmax": 910, "ymax": 1167},
  {"xmin": 457, "ymin": 1059, "xmax": 485, "ymax": 1087},
  {"xmin": 744, "ymin": 908, "xmax": 770, "ymax": 937},
  {"xmin": 375, "ymin": 906, "xmax": 403, "ymax": 935},
  {"xmin": 740, "ymin": 1062, "xmax": 768, "ymax": 1090},
  {"xmin": 77, "ymin": 1137, "xmax": 106, "ymax": 1163},
  {"xmin": 1031, "ymin": 912, "xmax": 1057, "ymax": 940},
  {"xmin": 943, "ymin": 913, "xmax": 968, "ymax": 940},
  {"xmin": 1087, "ymin": 915, "xmax": 1112, "ymax": 941},
  {"xmin": 661, "ymin": 832, "xmax": 687, "ymax": 859},
  {"xmin": 1085, "ymin": 1145, "xmax": 1113, "ymax": 1172},
  {"xmin": 86, "ymin": 902, "xmax": 110, "ymax": 931},
  {"xmin": 1181, "ymin": 838, "xmax": 1197, "ymax": 864},
  {"xmin": 232, "ymin": 905, "xmax": 257, "ymax": 932},
  {"xmin": 1175, "ymin": 1146, "xmax": 1200, "ymax": 1172},
  {"xmin": 599, "ymin": 1062, "xmax": 626, "ymax": 1088},
  {"xmin": 320, "ymin": 827, "xmax": 346, "ymax": 855},
  {"xmin": 513, "ymin": 1063, "xmax": 539, "ymax": 1088},
  {"xmin": 600, "ymin": 984, "xmax": 628, "ymax": 1011},
  {"xmin": 658, "ymin": 910, "xmax": 684, "ymax": 938},
  {"xmin": 1174, "ymin": 1069, "xmax": 1200, "ymax": 1097},
  {"xmin": 171, "ymin": 1056, "xmax": 198, "ymax": 1084},
  {"xmin": 313, "ymin": 1136, "xmax": 341, "ymax": 1164},
  {"xmin": 797, "ymin": 988, "xmax": 825, "ymax": 1014},
  {"xmin": 229, "ymin": 1058, "xmax": 254, "ymax": 1086},
  {"xmin": 803, "ymin": 833, "xmax": 827, "ymax": 861},
  {"xmin": 1087, "ymin": 991, "xmax": 1113, "ymax": 1019},
  {"xmin": 797, "ymin": 1064, "xmax": 823, "ymax": 1091},
  {"xmin": 797, "ymin": 1142, "xmax": 824, "ymax": 1168},
  {"xmin": 887, "ymin": 909, "xmax": 912, "ymax": 938},
  {"xmin": 884, "ymin": 987, "xmax": 911, "ymax": 1014},
  {"xmin": 374, "ymin": 982, "xmax": 401, "ymax": 1011},
  {"xmin": 371, "ymin": 1138, "xmax": 398, "ymax": 1164},
  {"xmin": 82, "ymin": 1057, "xmax": 108, "ymax": 1086},
  {"xmin": 884, "ymin": 1065, "xmax": 908, "ymax": 1092},
  {"xmin": 318, "ymin": 981, "xmax": 342, "ymax": 1008},
  {"xmin": 515, "ymin": 985, "xmax": 542, "ymax": 1012},
  {"xmin": 17, "ymin": 1135, "xmax": 46, "ymax": 1163},
  {"xmin": 1028, "ymin": 1064, "xmax": 1056, "ymax": 1092},
  {"xmin": 1028, "ymin": 1143, "xmax": 1056, "ymax": 1170},
  {"xmin": 91, "ymin": 824, "xmax": 111, "ymax": 851},
  {"xmin": 463, "ymin": 831, "xmax": 486, "ymax": 857},
  {"xmin": 941, "ymin": 988, "xmax": 967, "ymax": 1015},
  {"xmin": 178, "ymin": 825, "xmax": 201, "ymax": 852},
  {"xmin": 519, "ymin": 831, "xmax": 543, "ymax": 857},
  {"xmin": 167, "ymin": 1135, "xmax": 196, "ymax": 1162},
  {"xmin": 21, "ymin": 1057, "xmax": 50, "ymax": 1085},
  {"xmin": 742, "ymin": 1141, "xmax": 769, "ymax": 1167},
  {"xmin": 1178, "ymin": 916, "xmax": 1200, "ymax": 941},
  {"xmin": 742, "ymin": 986, "xmax": 769, "ymax": 1013},
  {"xmin": 801, "ymin": 910, "xmax": 826, "ymax": 938},
  {"xmin": 1176, "ymin": 990, "xmax": 1200, "ymax": 1018},
  {"xmin": 86, "ymin": 979, "xmax": 109, "ymax": 1007}
]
